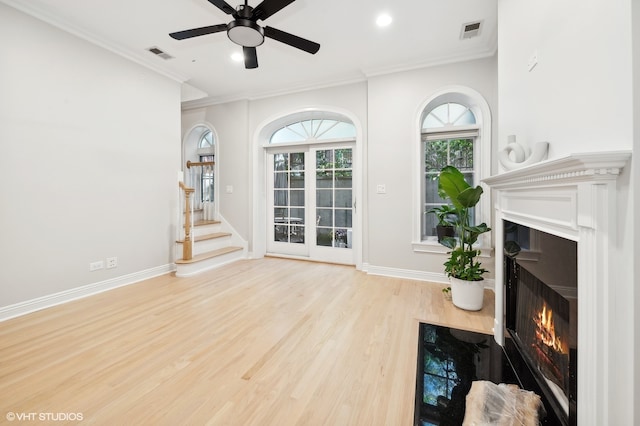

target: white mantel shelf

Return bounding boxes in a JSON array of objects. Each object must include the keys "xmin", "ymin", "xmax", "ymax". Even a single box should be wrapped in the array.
[
  {"xmin": 483, "ymin": 150, "xmax": 631, "ymax": 189},
  {"xmin": 483, "ymin": 150, "xmax": 632, "ymax": 426}
]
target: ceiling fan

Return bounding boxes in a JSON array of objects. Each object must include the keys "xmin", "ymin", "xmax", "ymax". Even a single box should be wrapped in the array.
[{"xmin": 169, "ymin": 0, "xmax": 321, "ymax": 69}]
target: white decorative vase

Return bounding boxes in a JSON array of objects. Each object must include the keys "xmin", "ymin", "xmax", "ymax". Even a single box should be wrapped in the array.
[{"xmin": 450, "ymin": 277, "xmax": 485, "ymax": 311}]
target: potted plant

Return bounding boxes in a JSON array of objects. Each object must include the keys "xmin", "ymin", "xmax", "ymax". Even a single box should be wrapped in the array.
[
  {"xmin": 427, "ymin": 204, "xmax": 456, "ymax": 242},
  {"xmin": 436, "ymin": 165, "xmax": 491, "ymax": 311}
]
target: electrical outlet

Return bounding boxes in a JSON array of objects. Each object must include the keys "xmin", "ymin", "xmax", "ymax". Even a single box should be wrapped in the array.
[
  {"xmin": 89, "ymin": 261, "xmax": 104, "ymax": 271},
  {"xmin": 106, "ymin": 257, "xmax": 118, "ymax": 269}
]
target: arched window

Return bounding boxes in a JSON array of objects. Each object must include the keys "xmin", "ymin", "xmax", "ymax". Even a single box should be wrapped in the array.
[
  {"xmin": 270, "ymin": 119, "xmax": 356, "ymax": 144},
  {"xmin": 417, "ymin": 91, "xmax": 491, "ymax": 246},
  {"xmin": 199, "ymin": 129, "xmax": 214, "ymax": 149},
  {"xmin": 193, "ymin": 127, "xmax": 215, "ymax": 203}
]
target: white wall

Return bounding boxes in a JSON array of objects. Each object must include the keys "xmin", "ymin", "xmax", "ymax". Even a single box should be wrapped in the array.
[
  {"xmin": 367, "ymin": 56, "xmax": 498, "ymax": 275},
  {"xmin": 632, "ymin": 0, "xmax": 639, "ymax": 416},
  {"xmin": 498, "ymin": 0, "xmax": 636, "ymax": 423},
  {"xmin": 0, "ymin": 4, "xmax": 182, "ymax": 309},
  {"xmin": 498, "ymin": 0, "xmax": 633, "ymax": 155}
]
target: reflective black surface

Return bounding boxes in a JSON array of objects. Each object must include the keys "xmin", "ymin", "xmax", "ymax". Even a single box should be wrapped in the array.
[{"xmin": 414, "ymin": 323, "xmax": 563, "ymax": 426}]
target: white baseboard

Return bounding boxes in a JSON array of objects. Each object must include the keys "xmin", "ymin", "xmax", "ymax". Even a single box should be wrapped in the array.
[
  {"xmin": 362, "ymin": 263, "xmax": 495, "ymax": 290},
  {"xmin": 0, "ymin": 264, "xmax": 174, "ymax": 322}
]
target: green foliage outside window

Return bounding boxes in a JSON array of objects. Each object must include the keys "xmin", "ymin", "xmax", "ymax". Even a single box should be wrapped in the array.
[{"xmin": 425, "ymin": 139, "xmax": 474, "ymax": 173}]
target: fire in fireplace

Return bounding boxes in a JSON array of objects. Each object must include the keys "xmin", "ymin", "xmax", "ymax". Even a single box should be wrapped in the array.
[
  {"xmin": 534, "ymin": 303, "xmax": 566, "ymax": 354},
  {"xmin": 504, "ymin": 221, "xmax": 577, "ymax": 426}
]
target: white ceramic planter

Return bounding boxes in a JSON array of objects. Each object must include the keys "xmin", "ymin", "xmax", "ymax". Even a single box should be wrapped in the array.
[{"xmin": 450, "ymin": 277, "xmax": 485, "ymax": 311}]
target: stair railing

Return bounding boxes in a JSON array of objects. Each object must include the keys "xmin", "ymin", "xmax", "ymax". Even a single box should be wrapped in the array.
[
  {"xmin": 178, "ymin": 181, "xmax": 195, "ymax": 261},
  {"xmin": 186, "ymin": 160, "xmax": 215, "ymax": 221}
]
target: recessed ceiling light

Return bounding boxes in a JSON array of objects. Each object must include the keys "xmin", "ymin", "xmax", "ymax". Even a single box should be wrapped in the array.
[
  {"xmin": 231, "ymin": 52, "xmax": 244, "ymax": 62},
  {"xmin": 376, "ymin": 13, "xmax": 393, "ymax": 27}
]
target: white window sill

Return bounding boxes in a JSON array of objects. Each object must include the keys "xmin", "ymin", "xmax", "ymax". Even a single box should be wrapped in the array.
[{"xmin": 413, "ymin": 238, "xmax": 494, "ymax": 258}]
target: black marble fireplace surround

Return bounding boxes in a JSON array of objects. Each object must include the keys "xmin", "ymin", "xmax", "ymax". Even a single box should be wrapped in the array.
[
  {"xmin": 414, "ymin": 223, "xmax": 577, "ymax": 426},
  {"xmin": 414, "ymin": 323, "xmax": 563, "ymax": 426}
]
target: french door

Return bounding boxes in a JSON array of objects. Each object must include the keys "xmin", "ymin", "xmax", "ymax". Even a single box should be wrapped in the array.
[{"xmin": 267, "ymin": 145, "xmax": 355, "ymax": 264}]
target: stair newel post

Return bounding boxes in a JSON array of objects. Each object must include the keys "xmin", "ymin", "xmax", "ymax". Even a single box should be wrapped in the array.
[{"xmin": 179, "ymin": 182, "xmax": 195, "ymax": 261}]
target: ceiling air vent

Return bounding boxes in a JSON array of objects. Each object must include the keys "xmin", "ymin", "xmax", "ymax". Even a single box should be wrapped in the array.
[
  {"xmin": 460, "ymin": 20, "xmax": 482, "ymax": 40},
  {"xmin": 147, "ymin": 46, "xmax": 174, "ymax": 60}
]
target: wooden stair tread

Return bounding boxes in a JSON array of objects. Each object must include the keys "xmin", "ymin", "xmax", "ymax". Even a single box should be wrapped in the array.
[
  {"xmin": 183, "ymin": 220, "xmax": 221, "ymax": 228},
  {"xmin": 195, "ymin": 220, "xmax": 221, "ymax": 226},
  {"xmin": 175, "ymin": 246, "xmax": 243, "ymax": 264},
  {"xmin": 176, "ymin": 232, "xmax": 231, "ymax": 244}
]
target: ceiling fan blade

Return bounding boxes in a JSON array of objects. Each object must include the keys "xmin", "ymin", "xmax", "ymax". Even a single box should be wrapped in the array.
[
  {"xmin": 264, "ymin": 26, "xmax": 320, "ymax": 54},
  {"xmin": 243, "ymin": 46, "xmax": 258, "ymax": 69},
  {"xmin": 253, "ymin": 0, "xmax": 295, "ymax": 20},
  {"xmin": 169, "ymin": 24, "xmax": 227, "ymax": 40},
  {"xmin": 207, "ymin": 0, "xmax": 236, "ymax": 15}
]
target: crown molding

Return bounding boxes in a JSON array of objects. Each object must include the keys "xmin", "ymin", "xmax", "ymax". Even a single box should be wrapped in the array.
[{"xmin": 181, "ymin": 46, "xmax": 498, "ymax": 109}]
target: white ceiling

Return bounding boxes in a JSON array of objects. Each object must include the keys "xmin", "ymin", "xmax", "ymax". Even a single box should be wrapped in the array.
[{"xmin": 3, "ymin": 0, "xmax": 497, "ymax": 105}]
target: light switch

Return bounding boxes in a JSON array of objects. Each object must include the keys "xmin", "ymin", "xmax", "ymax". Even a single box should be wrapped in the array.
[
  {"xmin": 226, "ymin": 185, "xmax": 233, "ymax": 194},
  {"xmin": 376, "ymin": 184, "xmax": 386, "ymax": 194}
]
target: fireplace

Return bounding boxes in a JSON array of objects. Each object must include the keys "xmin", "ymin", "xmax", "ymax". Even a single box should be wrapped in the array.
[
  {"xmin": 483, "ymin": 151, "xmax": 630, "ymax": 425},
  {"xmin": 504, "ymin": 222, "xmax": 577, "ymax": 425}
]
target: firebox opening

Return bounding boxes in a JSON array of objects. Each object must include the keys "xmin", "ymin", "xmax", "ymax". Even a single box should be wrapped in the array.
[{"xmin": 504, "ymin": 221, "xmax": 578, "ymax": 426}]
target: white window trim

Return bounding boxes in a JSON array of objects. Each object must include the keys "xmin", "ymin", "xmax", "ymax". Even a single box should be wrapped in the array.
[
  {"xmin": 412, "ymin": 86, "xmax": 493, "ymax": 253},
  {"xmin": 262, "ymin": 136, "xmax": 356, "ymax": 149}
]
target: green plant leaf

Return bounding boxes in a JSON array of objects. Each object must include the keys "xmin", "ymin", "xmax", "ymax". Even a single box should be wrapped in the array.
[
  {"xmin": 440, "ymin": 236, "xmax": 457, "ymax": 249},
  {"xmin": 457, "ymin": 186, "xmax": 483, "ymax": 209},
  {"xmin": 438, "ymin": 166, "xmax": 470, "ymax": 210}
]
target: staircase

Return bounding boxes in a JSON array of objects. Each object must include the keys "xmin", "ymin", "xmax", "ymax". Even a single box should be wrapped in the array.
[{"xmin": 175, "ymin": 181, "xmax": 247, "ymax": 277}]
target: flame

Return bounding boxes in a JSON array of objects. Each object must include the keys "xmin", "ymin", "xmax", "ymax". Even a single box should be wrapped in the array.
[{"xmin": 534, "ymin": 304, "xmax": 566, "ymax": 354}]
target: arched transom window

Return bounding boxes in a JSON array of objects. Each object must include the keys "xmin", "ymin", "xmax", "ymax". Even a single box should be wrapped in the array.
[
  {"xmin": 422, "ymin": 102, "xmax": 476, "ymax": 129},
  {"xmin": 270, "ymin": 119, "xmax": 356, "ymax": 144},
  {"xmin": 199, "ymin": 129, "xmax": 214, "ymax": 149}
]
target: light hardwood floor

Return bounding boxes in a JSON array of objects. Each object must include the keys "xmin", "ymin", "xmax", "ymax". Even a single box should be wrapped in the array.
[{"xmin": 0, "ymin": 258, "xmax": 494, "ymax": 425}]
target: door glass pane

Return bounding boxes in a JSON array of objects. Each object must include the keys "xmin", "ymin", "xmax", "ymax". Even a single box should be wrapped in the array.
[
  {"xmin": 290, "ymin": 190, "xmax": 305, "ymax": 206},
  {"xmin": 274, "ymin": 153, "xmax": 288, "ymax": 171},
  {"xmin": 335, "ymin": 209, "xmax": 352, "ymax": 227},
  {"xmin": 315, "ymin": 148, "xmax": 353, "ymax": 249},
  {"xmin": 336, "ymin": 170, "xmax": 352, "ymax": 188},
  {"xmin": 334, "ymin": 149, "xmax": 353, "ymax": 169},
  {"xmin": 290, "ymin": 172, "xmax": 305, "ymax": 188},
  {"xmin": 316, "ymin": 228, "xmax": 333, "ymax": 247},
  {"xmin": 274, "ymin": 190, "xmax": 288, "ymax": 206},
  {"xmin": 316, "ymin": 190, "xmax": 333, "ymax": 208},
  {"xmin": 316, "ymin": 209, "xmax": 333, "ymax": 227},
  {"xmin": 317, "ymin": 171, "xmax": 333, "ymax": 188},
  {"xmin": 335, "ymin": 190, "xmax": 352, "ymax": 207},
  {"xmin": 272, "ymin": 152, "xmax": 305, "ymax": 244},
  {"xmin": 274, "ymin": 172, "xmax": 288, "ymax": 188}
]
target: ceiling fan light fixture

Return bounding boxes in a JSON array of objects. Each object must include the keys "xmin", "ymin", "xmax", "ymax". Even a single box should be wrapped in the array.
[{"xmin": 227, "ymin": 19, "xmax": 265, "ymax": 47}]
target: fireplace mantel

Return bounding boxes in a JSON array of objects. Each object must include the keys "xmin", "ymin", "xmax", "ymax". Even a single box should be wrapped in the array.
[
  {"xmin": 483, "ymin": 150, "xmax": 631, "ymax": 426},
  {"xmin": 484, "ymin": 151, "xmax": 630, "ymax": 189}
]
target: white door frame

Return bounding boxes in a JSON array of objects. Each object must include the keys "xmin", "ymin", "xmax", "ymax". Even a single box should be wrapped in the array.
[
  {"xmin": 252, "ymin": 108, "xmax": 363, "ymax": 269},
  {"xmin": 264, "ymin": 143, "xmax": 356, "ymax": 265}
]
